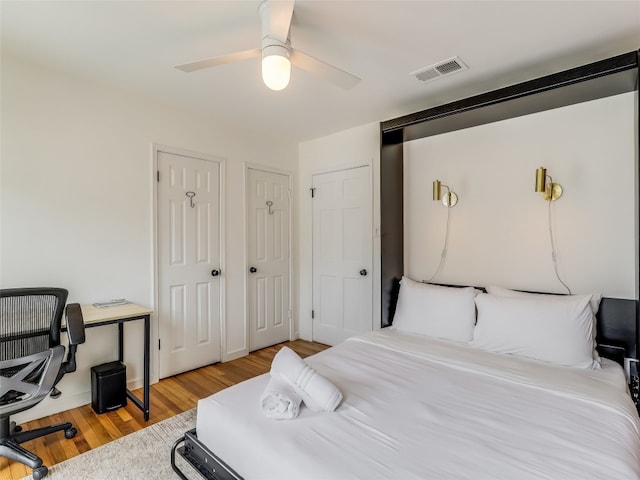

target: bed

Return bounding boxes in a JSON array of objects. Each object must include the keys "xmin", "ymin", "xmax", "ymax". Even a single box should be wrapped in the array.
[{"xmin": 173, "ymin": 281, "xmax": 640, "ymax": 480}]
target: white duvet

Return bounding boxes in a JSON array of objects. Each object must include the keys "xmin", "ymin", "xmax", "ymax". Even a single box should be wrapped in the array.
[{"xmin": 196, "ymin": 329, "xmax": 640, "ymax": 480}]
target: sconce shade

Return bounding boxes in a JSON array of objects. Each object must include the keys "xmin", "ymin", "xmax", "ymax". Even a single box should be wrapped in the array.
[
  {"xmin": 534, "ymin": 166, "xmax": 562, "ymax": 201},
  {"xmin": 433, "ymin": 180, "xmax": 442, "ymax": 201},
  {"xmin": 535, "ymin": 167, "xmax": 547, "ymax": 193},
  {"xmin": 262, "ymin": 44, "xmax": 291, "ymax": 91}
]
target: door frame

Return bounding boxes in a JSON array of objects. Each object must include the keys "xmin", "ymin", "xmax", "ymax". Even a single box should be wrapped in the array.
[
  {"xmin": 152, "ymin": 143, "xmax": 226, "ymax": 380},
  {"xmin": 244, "ymin": 162, "xmax": 294, "ymax": 347},
  {"xmin": 310, "ymin": 163, "xmax": 375, "ymax": 343}
]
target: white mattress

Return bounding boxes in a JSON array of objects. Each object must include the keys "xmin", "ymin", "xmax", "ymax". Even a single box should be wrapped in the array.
[{"xmin": 196, "ymin": 329, "xmax": 640, "ymax": 480}]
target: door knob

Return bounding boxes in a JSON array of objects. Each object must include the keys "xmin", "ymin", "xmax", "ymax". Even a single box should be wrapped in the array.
[
  {"xmin": 211, "ymin": 269, "xmax": 220, "ymax": 277},
  {"xmin": 249, "ymin": 266, "xmax": 257, "ymax": 273},
  {"xmin": 360, "ymin": 269, "xmax": 368, "ymax": 276}
]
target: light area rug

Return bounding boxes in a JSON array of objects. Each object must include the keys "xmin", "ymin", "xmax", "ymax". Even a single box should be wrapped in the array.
[{"xmin": 21, "ymin": 409, "xmax": 202, "ymax": 480}]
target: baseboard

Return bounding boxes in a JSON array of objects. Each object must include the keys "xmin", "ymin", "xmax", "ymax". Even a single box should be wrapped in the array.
[
  {"xmin": 13, "ymin": 390, "xmax": 91, "ymax": 424},
  {"xmin": 127, "ymin": 377, "xmax": 143, "ymax": 391},
  {"xmin": 222, "ymin": 348, "xmax": 247, "ymax": 362}
]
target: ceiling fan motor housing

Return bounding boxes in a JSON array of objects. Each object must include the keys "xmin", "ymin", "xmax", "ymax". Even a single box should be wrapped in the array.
[{"xmin": 262, "ymin": 40, "xmax": 290, "ymax": 59}]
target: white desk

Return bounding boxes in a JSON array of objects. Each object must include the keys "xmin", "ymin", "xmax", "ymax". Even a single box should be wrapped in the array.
[{"xmin": 77, "ymin": 303, "xmax": 152, "ymax": 421}]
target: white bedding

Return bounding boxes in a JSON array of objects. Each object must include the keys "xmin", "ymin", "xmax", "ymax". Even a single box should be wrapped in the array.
[{"xmin": 196, "ymin": 329, "xmax": 640, "ymax": 480}]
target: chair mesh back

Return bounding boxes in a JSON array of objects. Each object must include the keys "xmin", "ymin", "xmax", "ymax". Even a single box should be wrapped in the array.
[{"xmin": 1, "ymin": 294, "xmax": 59, "ymax": 361}]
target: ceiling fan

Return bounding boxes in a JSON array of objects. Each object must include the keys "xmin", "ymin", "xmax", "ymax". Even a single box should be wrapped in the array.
[{"xmin": 174, "ymin": 0, "xmax": 361, "ymax": 91}]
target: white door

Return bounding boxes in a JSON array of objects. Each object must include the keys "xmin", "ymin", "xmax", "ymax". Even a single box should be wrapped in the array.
[
  {"xmin": 247, "ymin": 168, "xmax": 291, "ymax": 351},
  {"xmin": 157, "ymin": 151, "xmax": 222, "ymax": 378},
  {"xmin": 312, "ymin": 166, "xmax": 373, "ymax": 346}
]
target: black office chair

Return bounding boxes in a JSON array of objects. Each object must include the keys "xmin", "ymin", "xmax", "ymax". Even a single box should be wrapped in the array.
[{"xmin": 0, "ymin": 288, "xmax": 85, "ymax": 480}]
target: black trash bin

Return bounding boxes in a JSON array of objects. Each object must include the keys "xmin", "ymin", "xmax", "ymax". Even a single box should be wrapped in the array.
[{"xmin": 91, "ymin": 361, "xmax": 127, "ymax": 414}]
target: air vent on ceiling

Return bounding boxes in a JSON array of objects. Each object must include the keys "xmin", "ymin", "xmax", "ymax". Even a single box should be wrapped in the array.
[{"xmin": 411, "ymin": 56, "xmax": 468, "ymax": 84}]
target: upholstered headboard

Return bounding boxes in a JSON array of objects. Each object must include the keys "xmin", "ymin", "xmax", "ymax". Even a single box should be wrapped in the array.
[{"xmin": 596, "ymin": 297, "xmax": 638, "ymax": 363}]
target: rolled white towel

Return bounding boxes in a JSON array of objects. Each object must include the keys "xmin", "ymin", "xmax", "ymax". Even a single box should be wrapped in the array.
[
  {"xmin": 271, "ymin": 346, "xmax": 343, "ymax": 412},
  {"xmin": 260, "ymin": 375, "xmax": 302, "ymax": 420}
]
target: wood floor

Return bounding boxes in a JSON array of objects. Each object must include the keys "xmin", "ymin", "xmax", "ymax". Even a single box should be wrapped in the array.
[{"xmin": 0, "ymin": 339, "xmax": 329, "ymax": 480}]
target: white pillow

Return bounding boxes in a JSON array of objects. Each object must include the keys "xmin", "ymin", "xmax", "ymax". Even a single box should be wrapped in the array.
[
  {"xmin": 486, "ymin": 285, "xmax": 602, "ymax": 316},
  {"xmin": 471, "ymin": 293, "xmax": 598, "ymax": 369},
  {"xmin": 393, "ymin": 277, "xmax": 477, "ymax": 342},
  {"xmin": 485, "ymin": 286, "xmax": 601, "ymax": 365}
]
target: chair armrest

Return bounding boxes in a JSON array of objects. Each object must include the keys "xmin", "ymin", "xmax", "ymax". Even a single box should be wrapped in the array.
[{"xmin": 65, "ymin": 303, "xmax": 86, "ymax": 345}]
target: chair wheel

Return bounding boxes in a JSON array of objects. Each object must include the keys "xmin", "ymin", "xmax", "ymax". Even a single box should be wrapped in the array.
[
  {"xmin": 64, "ymin": 427, "xmax": 77, "ymax": 439},
  {"xmin": 32, "ymin": 465, "xmax": 48, "ymax": 480},
  {"xmin": 13, "ymin": 425, "xmax": 23, "ymax": 433}
]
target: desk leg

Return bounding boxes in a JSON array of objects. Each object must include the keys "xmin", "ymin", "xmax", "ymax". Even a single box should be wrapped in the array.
[
  {"xmin": 118, "ymin": 322, "xmax": 124, "ymax": 363},
  {"xmin": 121, "ymin": 316, "xmax": 151, "ymax": 421},
  {"xmin": 143, "ymin": 314, "xmax": 150, "ymax": 421}
]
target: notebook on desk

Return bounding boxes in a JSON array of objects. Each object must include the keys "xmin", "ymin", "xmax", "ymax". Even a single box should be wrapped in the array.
[{"xmin": 92, "ymin": 299, "xmax": 131, "ymax": 308}]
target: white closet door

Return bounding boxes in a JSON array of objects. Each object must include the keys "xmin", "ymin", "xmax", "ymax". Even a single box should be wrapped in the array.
[
  {"xmin": 312, "ymin": 165, "xmax": 373, "ymax": 346},
  {"xmin": 157, "ymin": 151, "xmax": 222, "ymax": 378},
  {"xmin": 247, "ymin": 168, "xmax": 291, "ymax": 351}
]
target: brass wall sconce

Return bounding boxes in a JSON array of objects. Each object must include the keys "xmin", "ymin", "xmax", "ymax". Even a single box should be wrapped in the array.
[
  {"xmin": 534, "ymin": 167, "xmax": 570, "ymax": 293},
  {"xmin": 433, "ymin": 180, "xmax": 458, "ymax": 207},
  {"xmin": 535, "ymin": 167, "xmax": 563, "ymax": 201}
]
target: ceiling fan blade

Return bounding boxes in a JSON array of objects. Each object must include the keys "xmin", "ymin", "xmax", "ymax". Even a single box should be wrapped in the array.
[
  {"xmin": 290, "ymin": 49, "xmax": 361, "ymax": 90},
  {"xmin": 175, "ymin": 49, "xmax": 261, "ymax": 72},
  {"xmin": 263, "ymin": 0, "xmax": 295, "ymax": 43}
]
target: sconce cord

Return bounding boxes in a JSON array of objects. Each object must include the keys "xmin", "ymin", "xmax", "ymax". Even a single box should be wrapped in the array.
[
  {"xmin": 547, "ymin": 196, "xmax": 571, "ymax": 294},
  {"xmin": 428, "ymin": 202, "xmax": 451, "ymax": 282}
]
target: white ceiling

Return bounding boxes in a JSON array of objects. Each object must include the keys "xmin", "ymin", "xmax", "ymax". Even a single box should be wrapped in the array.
[{"xmin": 2, "ymin": 1, "xmax": 639, "ymax": 144}]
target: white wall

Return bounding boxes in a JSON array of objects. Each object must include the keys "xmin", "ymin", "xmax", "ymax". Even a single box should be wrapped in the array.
[
  {"xmin": 1, "ymin": 52, "xmax": 297, "ymax": 422},
  {"xmin": 297, "ymin": 123, "xmax": 381, "ymax": 340},
  {"xmin": 404, "ymin": 92, "xmax": 637, "ymax": 299}
]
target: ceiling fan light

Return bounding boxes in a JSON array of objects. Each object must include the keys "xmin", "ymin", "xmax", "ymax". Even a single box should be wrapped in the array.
[{"xmin": 262, "ymin": 45, "xmax": 291, "ymax": 91}]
